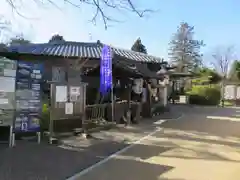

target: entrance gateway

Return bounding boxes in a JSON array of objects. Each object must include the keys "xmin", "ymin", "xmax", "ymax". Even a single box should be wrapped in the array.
[{"xmin": 0, "ymin": 57, "xmax": 43, "ymax": 147}]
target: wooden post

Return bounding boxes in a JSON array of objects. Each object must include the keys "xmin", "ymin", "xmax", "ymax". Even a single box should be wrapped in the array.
[
  {"xmin": 49, "ymin": 83, "xmax": 54, "ymax": 144},
  {"xmin": 9, "ymin": 126, "xmax": 13, "ymax": 147},
  {"xmin": 127, "ymin": 80, "xmax": 132, "ymax": 125},
  {"xmin": 146, "ymin": 81, "xmax": 153, "ymax": 117}
]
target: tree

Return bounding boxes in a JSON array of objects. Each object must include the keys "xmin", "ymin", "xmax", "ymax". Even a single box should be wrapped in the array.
[
  {"xmin": 168, "ymin": 22, "xmax": 204, "ymax": 73},
  {"xmin": 211, "ymin": 46, "xmax": 235, "ymax": 78},
  {"xmin": 0, "ymin": 43, "xmax": 7, "ymax": 52},
  {"xmin": 131, "ymin": 38, "xmax": 164, "ymax": 72},
  {"xmin": 5, "ymin": 0, "xmax": 155, "ymax": 29},
  {"xmin": 0, "ymin": 15, "xmax": 10, "ymax": 31},
  {"xmin": 228, "ymin": 60, "xmax": 240, "ymax": 81},
  {"xmin": 198, "ymin": 67, "xmax": 222, "ymax": 84},
  {"xmin": 211, "ymin": 46, "xmax": 235, "ymax": 106},
  {"xmin": 8, "ymin": 34, "xmax": 31, "ymax": 46},
  {"xmin": 131, "ymin": 38, "xmax": 147, "ymax": 54},
  {"xmin": 0, "ymin": 15, "xmax": 11, "ymax": 43},
  {"xmin": 48, "ymin": 34, "xmax": 65, "ymax": 43}
]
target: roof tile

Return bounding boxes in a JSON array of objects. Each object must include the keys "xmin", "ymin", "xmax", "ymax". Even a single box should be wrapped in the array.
[{"xmin": 7, "ymin": 41, "xmax": 162, "ymax": 63}]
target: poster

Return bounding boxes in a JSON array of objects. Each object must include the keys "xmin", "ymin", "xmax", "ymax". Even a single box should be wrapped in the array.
[
  {"xmin": 65, "ymin": 102, "xmax": 73, "ymax": 114},
  {"xmin": 70, "ymin": 86, "xmax": 80, "ymax": 102},
  {"xmin": 14, "ymin": 112, "xmax": 40, "ymax": 132},
  {"xmin": 56, "ymin": 86, "xmax": 67, "ymax": 102},
  {"xmin": 0, "ymin": 57, "xmax": 17, "ymax": 77},
  {"xmin": 0, "ymin": 58, "xmax": 16, "ymax": 127},
  {"xmin": 15, "ymin": 61, "xmax": 43, "ymax": 132},
  {"xmin": 0, "ymin": 76, "xmax": 16, "ymax": 93},
  {"xmin": 70, "ymin": 86, "xmax": 80, "ymax": 95},
  {"xmin": 0, "ymin": 98, "xmax": 8, "ymax": 104}
]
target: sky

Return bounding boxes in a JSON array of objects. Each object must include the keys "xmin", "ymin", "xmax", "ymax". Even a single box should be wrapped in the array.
[{"xmin": 0, "ymin": 0, "xmax": 240, "ymax": 62}]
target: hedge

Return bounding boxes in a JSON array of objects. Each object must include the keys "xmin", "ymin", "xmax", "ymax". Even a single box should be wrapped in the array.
[{"xmin": 187, "ymin": 85, "xmax": 221, "ymax": 105}]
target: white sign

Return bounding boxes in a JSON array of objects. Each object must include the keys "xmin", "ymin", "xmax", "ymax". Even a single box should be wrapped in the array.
[
  {"xmin": 56, "ymin": 86, "xmax": 67, "ymax": 102},
  {"xmin": 0, "ymin": 76, "xmax": 15, "ymax": 93},
  {"xmin": 0, "ymin": 98, "xmax": 8, "ymax": 104},
  {"xmin": 70, "ymin": 86, "xmax": 80, "ymax": 95},
  {"xmin": 224, "ymin": 85, "xmax": 235, "ymax": 100},
  {"xmin": 237, "ymin": 86, "xmax": 240, "ymax": 99},
  {"xmin": 70, "ymin": 86, "xmax": 80, "ymax": 102},
  {"xmin": 179, "ymin": 95, "xmax": 187, "ymax": 104},
  {"xmin": 65, "ymin": 102, "xmax": 73, "ymax": 114},
  {"xmin": 4, "ymin": 69, "xmax": 16, "ymax": 77},
  {"xmin": 70, "ymin": 94, "xmax": 78, "ymax": 102}
]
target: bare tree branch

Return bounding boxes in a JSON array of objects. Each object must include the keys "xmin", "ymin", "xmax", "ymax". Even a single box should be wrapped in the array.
[
  {"xmin": 0, "ymin": 15, "xmax": 11, "ymax": 42},
  {"xmin": 211, "ymin": 45, "xmax": 235, "ymax": 77},
  {"xmin": 5, "ymin": 0, "xmax": 156, "ymax": 29},
  {"xmin": 0, "ymin": 17, "xmax": 10, "ymax": 31}
]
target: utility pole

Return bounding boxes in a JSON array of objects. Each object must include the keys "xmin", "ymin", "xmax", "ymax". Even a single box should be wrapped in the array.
[{"xmin": 221, "ymin": 75, "xmax": 226, "ymax": 107}]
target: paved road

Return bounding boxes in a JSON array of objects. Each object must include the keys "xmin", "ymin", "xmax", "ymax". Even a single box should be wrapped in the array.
[
  {"xmin": 71, "ymin": 106, "xmax": 240, "ymax": 180},
  {"xmin": 0, "ymin": 136, "xmax": 130, "ymax": 180},
  {"xmin": 0, "ymin": 110, "xmax": 178, "ymax": 180}
]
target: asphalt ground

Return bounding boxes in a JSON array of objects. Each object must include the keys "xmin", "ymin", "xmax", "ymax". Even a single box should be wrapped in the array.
[{"xmin": 70, "ymin": 106, "xmax": 240, "ymax": 180}]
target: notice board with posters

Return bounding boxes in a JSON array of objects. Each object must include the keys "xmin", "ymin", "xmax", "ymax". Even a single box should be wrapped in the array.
[
  {"xmin": 14, "ymin": 61, "xmax": 43, "ymax": 132},
  {"xmin": 0, "ymin": 57, "xmax": 17, "ymax": 127}
]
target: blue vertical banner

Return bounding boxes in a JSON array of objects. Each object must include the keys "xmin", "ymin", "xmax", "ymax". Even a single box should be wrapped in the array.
[
  {"xmin": 15, "ymin": 61, "xmax": 43, "ymax": 132},
  {"xmin": 100, "ymin": 45, "xmax": 112, "ymax": 95}
]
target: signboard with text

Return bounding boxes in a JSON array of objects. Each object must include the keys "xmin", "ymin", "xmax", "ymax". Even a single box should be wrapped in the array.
[
  {"xmin": 0, "ymin": 57, "xmax": 16, "ymax": 126},
  {"xmin": 14, "ymin": 61, "xmax": 43, "ymax": 132}
]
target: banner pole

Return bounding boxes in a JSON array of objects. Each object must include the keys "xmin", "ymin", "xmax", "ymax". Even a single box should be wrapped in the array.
[{"xmin": 111, "ymin": 84, "xmax": 114, "ymax": 123}]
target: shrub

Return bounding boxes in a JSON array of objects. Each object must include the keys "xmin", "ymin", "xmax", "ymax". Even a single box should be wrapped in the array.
[
  {"xmin": 187, "ymin": 85, "xmax": 221, "ymax": 105},
  {"xmin": 40, "ymin": 103, "xmax": 50, "ymax": 131}
]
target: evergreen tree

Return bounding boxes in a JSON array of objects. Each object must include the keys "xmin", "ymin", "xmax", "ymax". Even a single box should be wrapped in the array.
[
  {"xmin": 8, "ymin": 34, "xmax": 31, "ymax": 46},
  {"xmin": 198, "ymin": 67, "xmax": 222, "ymax": 84},
  {"xmin": 168, "ymin": 22, "xmax": 204, "ymax": 73},
  {"xmin": 228, "ymin": 60, "xmax": 240, "ymax": 81},
  {"xmin": 0, "ymin": 43, "xmax": 7, "ymax": 51},
  {"xmin": 131, "ymin": 38, "xmax": 147, "ymax": 54},
  {"xmin": 48, "ymin": 34, "xmax": 65, "ymax": 43}
]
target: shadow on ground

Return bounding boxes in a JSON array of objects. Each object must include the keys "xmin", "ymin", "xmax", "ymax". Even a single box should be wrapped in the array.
[
  {"xmin": 1, "ymin": 106, "xmax": 239, "ymax": 180},
  {"xmin": 148, "ymin": 108, "xmax": 240, "ymax": 164},
  {"xmin": 0, "ymin": 140, "xmax": 126, "ymax": 180},
  {"xmin": 78, "ymin": 157, "xmax": 174, "ymax": 180},
  {"xmin": 160, "ymin": 115, "xmax": 240, "ymax": 138},
  {"xmin": 0, "ymin": 110, "xmax": 180, "ymax": 180},
  {"xmin": 0, "ymin": 138, "xmax": 179, "ymax": 180}
]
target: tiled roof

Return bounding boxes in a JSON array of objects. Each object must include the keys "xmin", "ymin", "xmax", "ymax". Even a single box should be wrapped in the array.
[
  {"xmin": 115, "ymin": 58, "xmax": 163, "ymax": 79},
  {"xmin": 8, "ymin": 41, "xmax": 102, "ymax": 59},
  {"xmin": 7, "ymin": 41, "xmax": 162, "ymax": 63},
  {"xmin": 112, "ymin": 46, "xmax": 161, "ymax": 63}
]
